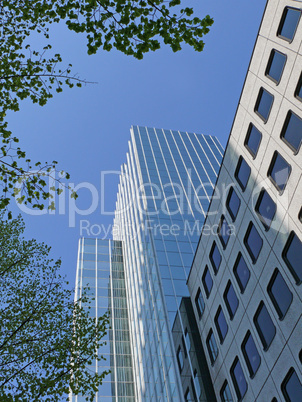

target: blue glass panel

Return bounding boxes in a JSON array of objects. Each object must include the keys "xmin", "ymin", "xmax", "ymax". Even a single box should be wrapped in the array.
[
  {"xmin": 256, "ymin": 190, "xmax": 276, "ymax": 230},
  {"xmin": 278, "ymin": 8, "xmax": 301, "ymax": 41},
  {"xmin": 245, "ymin": 124, "xmax": 262, "ymax": 157},
  {"xmin": 281, "ymin": 112, "xmax": 302, "ymax": 152},
  {"xmin": 254, "ymin": 302, "xmax": 276, "ymax": 350},
  {"xmin": 266, "ymin": 50, "xmax": 286, "ymax": 83},
  {"xmin": 235, "ymin": 157, "xmax": 251, "ymax": 191},
  {"xmin": 268, "ymin": 152, "xmax": 291, "ymax": 192},
  {"xmin": 255, "ymin": 88, "xmax": 274, "ymax": 121}
]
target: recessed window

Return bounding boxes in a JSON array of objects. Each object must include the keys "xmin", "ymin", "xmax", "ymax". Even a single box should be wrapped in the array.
[
  {"xmin": 244, "ymin": 222, "xmax": 263, "ymax": 264},
  {"xmin": 206, "ymin": 329, "xmax": 219, "ymax": 364},
  {"xmin": 280, "ymin": 111, "xmax": 302, "ymax": 153},
  {"xmin": 295, "ymin": 73, "xmax": 302, "ymax": 102},
  {"xmin": 214, "ymin": 306, "xmax": 228, "ymax": 344},
  {"xmin": 299, "ymin": 349, "xmax": 302, "ymax": 364},
  {"xmin": 195, "ymin": 287, "xmax": 205, "ymax": 318},
  {"xmin": 265, "ymin": 49, "xmax": 287, "ymax": 84},
  {"xmin": 220, "ymin": 381, "xmax": 233, "ymax": 402},
  {"xmin": 281, "ymin": 367, "xmax": 302, "ymax": 401},
  {"xmin": 218, "ymin": 215, "xmax": 231, "ymax": 249},
  {"xmin": 282, "ymin": 231, "xmax": 302, "ymax": 284},
  {"xmin": 193, "ymin": 370, "xmax": 201, "ymax": 399},
  {"xmin": 244, "ymin": 123, "xmax": 262, "ymax": 158},
  {"xmin": 255, "ymin": 189, "xmax": 277, "ymax": 230},
  {"xmin": 268, "ymin": 151, "xmax": 291, "ymax": 193},
  {"xmin": 255, "ymin": 87, "xmax": 274, "ymax": 122},
  {"xmin": 224, "ymin": 281, "xmax": 239, "ymax": 320},
  {"xmin": 235, "ymin": 156, "xmax": 251, "ymax": 191},
  {"xmin": 230, "ymin": 357, "xmax": 248, "ymax": 401},
  {"xmin": 209, "ymin": 241, "xmax": 222, "ymax": 274},
  {"xmin": 277, "ymin": 7, "xmax": 302, "ymax": 42},
  {"xmin": 226, "ymin": 187, "xmax": 241, "ymax": 221},
  {"xmin": 267, "ymin": 269, "xmax": 293, "ymax": 319},
  {"xmin": 184, "ymin": 387, "xmax": 191, "ymax": 402},
  {"xmin": 185, "ymin": 328, "xmax": 191, "ymax": 353},
  {"xmin": 182, "ymin": 335, "xmax": 188, "ymax": 358},
  {"xmin": 299, "ymin": 207, "xmax": 302, "ymax": 223},
  {"xmin": 202, "ymin": 266, "xmax": 213, "ymax": 298},
  {"xmin": 254, "ymin": 301, "xmax": 276, "ymax": 350},
  {"xmin": 177, "ymin": 346, "xmax": 184, "ymax": 372},
  {"xmin": 233, "ymin": 252, "xmax": 250, "ymax": 293},
  {"xmin": 241, "ymin": 331, "xmax": 261, "ymax": 377}
]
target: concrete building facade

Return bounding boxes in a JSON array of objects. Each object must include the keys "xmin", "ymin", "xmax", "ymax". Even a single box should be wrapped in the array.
[{"xmin": 188, "ymin": 1, "xmax": 302, "ymax": 401}]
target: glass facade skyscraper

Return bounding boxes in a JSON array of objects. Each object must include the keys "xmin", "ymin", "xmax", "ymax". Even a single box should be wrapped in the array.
[
  {"xmin": 113, "ymin": 126, "xmax": 223, "ymax": 401},
  {"xmin": 71, "ymin": 238, "xmax": 135, "ymax": 402}
]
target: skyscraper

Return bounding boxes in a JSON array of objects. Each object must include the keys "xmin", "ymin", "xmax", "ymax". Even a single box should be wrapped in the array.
[
  {"xmin": 113, "ymin": 126, "xmax": 223, "ymax": 401},
  {"xmin": 188, "ymin": 1, "xmax": 302, "ymax": 401}
]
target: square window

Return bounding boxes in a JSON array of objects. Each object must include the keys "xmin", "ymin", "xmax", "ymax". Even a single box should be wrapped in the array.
[
  {"xmin": 218, "ymin": 215, "xmax": 230, "ymax": 249},
  {"xmin": 265, "ymin": 49, "xmax": 287, "ymax": 84},
  {"xmin": 244, "ymin": 124, "xmax": 262, "ymax": 158},
  {"xmin": 230, "ymin": 357, "xmax": 248, "ymax": 401},
  {"xmin": 267, "ymin": 269, "xmax": 293, "ymax": 319},
  {"xmin": 223, "ymin": 281, "xmax": 239, "ymax": 319},
  {"xmin": 280, "ymin": 111, "xmax": 302, "ymax": 153},
  {"xmin": 235, "ymin": 156, "xmax": 251, "ymax": 191},
  {"xmin": 255, "ymin": 189, "xmax": 277, "ymax": 230},
  {"xmin": 268, "ymin": 151, "xmax": 291, "ymax": 193},
  {"xmin": 195, "ymin": 287, "xmax": 205, "ymax": 318},
  {"xmin": 277, "ymin": 7, "xmax": 302, "ymax": 42},
  {"xmin": 202, "ymin": 266, "xmax": 213, "ymax": 298},
  {"xmin": 255, "ymin": 88, "xmax": 274, "ymax": 122},
  {"xmin": 241, "ymin": 331, "xmax": 261, "ymax": 377},
  {"xmin": 254, "ymin": 301, "xmax": 276, "ymax": 351},
  {"xmin": 206, "ymin": 329, "xmax": 219, "ymax": 364},
  {"xmin": 233, "ymin": 252, "xmax": 250, "ymax": 293},
  {"xmin": 281, "ymin": 368, "xmax": 302, "ymax": 402},
  {"xmin": 244, "ymin": 222, "xmax": 263, "ymax": 264},
  {"xmin": 295, "ymin": 73, "xmax": 302, "ymax": 102},
  {"xmin": 220, "ymin": 381, "xmax": 233, "ymax": 402},
  {"xmin": 210, "ymin": 241, "xmax": 222, "ymax": 273},
  {"xmin": 226, "ymin": 187, "xmax": 241, "ymax": 221},
  {"xmin": 282, "ymin": 231, "xmax": 302, "ymax": 284},
  {"xmin": 214, "ymin": 306, "xmax": 228, "ymax": 344}
]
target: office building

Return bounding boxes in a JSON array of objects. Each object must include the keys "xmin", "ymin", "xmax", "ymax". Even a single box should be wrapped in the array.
[
  {"xmin": 71, "ymin": 238, "xmax": 135, "ymax": 402},
  {"xmin": 188, "ymin": 1, "xmax": 302, "ymax": 401},
  {"xmin": 113, "ymin": 126, "xmax": 223, "ymax": 401}
]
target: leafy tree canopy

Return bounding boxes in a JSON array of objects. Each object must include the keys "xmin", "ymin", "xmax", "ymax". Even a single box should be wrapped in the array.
[
  {"xmin": 0, "ymin": 213, "xmax": 110, "ymax": 401},
  {"xmin": 0, "ymin": 0, "xmax": 213, "ymax": 214}
]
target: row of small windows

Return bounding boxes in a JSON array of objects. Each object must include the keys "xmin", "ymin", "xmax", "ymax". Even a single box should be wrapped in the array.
[{"xmin": 215, "ymin": 8, "xmax": 302, "ymax": 401}]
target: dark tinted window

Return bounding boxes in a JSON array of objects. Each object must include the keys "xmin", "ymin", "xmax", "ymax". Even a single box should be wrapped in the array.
[
  {"xmin": 242, "ymin": 331, "xmax": 261, "ymax": 377},
  {"xmin": 210, "ymin": 242, "xmax": 222, "ymax": 274},
  {"xmin": 233, "ymin": 252, "xmax": 250, "ymax": 292},
  {"xmin": 235, "ymin": 156, "xmax": 251, "ymax": 191},
  {"xmin": 224, "ymin": 281, "xmax": 239, "ymax": 319},
  {"xmin": 255, "ymin": 189, "xmax": 277, "ymax": 230},
  {"xmin": 195, "ymin": 287, "xmax": 205, "ymax": 318},
  {"xmin": 230, "ymin": 357, "xmax": 248, "ymax": 400},
  {"xmin": 206, "ymin": 329, "xmax": 218, "ymax": 364},
  {"xmin": 268, "ymin": 151, "xmax": 291, "ymax": 193},
  {"xmin": 281, "ymin": 368, "xmax": 302, "ymax": 402},
  {"xmin": 244, "ymin": 124, "xmax": 262, "ymax": 158},
  {"xmin": 202, "ymin": 266, "xmax": 213, "ymax": 298},
  {"xmin": 220, "ymin": 381, "xmax": 233, "ymax": 402},
  {"xmin": 177, "ymin": 346, "xmax": 184, "ymax": 372},
  {"xmin": 282, "ymin": 231, "xmax": 302, "ymax": 284},
  {"xmin": 184, "ymin": 387, "xmax": 191, "ymax": 402},
  {"xmin": 218, "ymin": 215, "xmax": 230, "ymax": 249},
  {"xmin": 244, "ymin": 222, "xmax": 263, "ymax": 263},
  {"xmin": 265, "ymin": 50, "xmax": 287, "ymax": 84},
  {"xmin": 254, "ymin": 301, "xmax": 276, "ymax": 350},
  {"xmin": 299, "ymin": 207, "xmax": 302, "ymax": 223},
  {"xmin": 268, "ymin": 269, "xmax": 293, "ymax": 319},
  {"xmin": 295, "ymin": 73, "xmax": 302, "ymax": 101},
  {"xmin": 281, "ymin": 111, "xmax": 302, "ymax": 153},
  {"xmin": 277, "ymin": 7, "xmax": 302, "ymax": 42},
  {"xmin": 255, "ymin": 88, "xmax": 274, "ymax": 122},
  {"xmin": 214, "ymin": 306, "xmax": 228, "ymax": 344},
  {"xmin": 226, "ymin": 187, "xmax": 241, "ymax": 221}
]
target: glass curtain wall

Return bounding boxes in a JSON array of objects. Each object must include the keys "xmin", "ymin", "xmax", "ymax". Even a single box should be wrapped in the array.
[{"xmin": 114, "ymin": 126, "xmax": 223, "ymax": 401}]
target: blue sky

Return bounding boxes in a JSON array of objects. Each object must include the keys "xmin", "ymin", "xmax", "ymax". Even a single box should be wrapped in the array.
[{"xmin": 7, "ymin": 0, "xmax": 266, "ymax": 286}]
